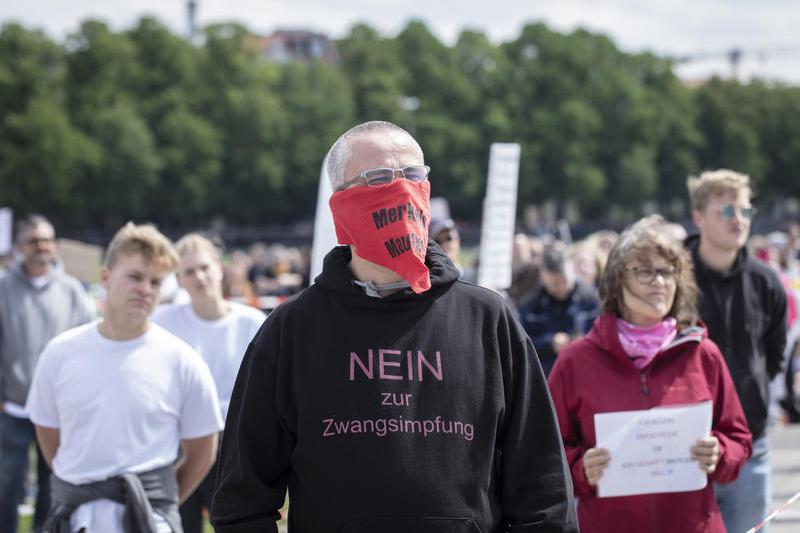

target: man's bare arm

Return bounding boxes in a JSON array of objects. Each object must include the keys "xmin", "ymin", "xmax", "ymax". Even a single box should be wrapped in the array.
[
  {"xmin": 176, "ymin": 433, "xmax": 218, "ymax": 503},
  {"xmin": 35, "ymin": 425, "xmax": 60, "ymax": 469}
]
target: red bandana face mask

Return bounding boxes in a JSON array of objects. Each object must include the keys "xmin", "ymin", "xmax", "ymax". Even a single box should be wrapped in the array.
[{"xmin": 329, "ymin": 179, "xmax": 431, "ymax": 293}]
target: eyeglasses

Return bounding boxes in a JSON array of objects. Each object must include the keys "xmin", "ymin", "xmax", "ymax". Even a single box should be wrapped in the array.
[
  {"xmin": 335, "ymin": 165, "xmax": 430, "ymax": 192},
  {"xmin": 24, "ymin": 237, "xmax": 55, "ymax": 246},
  {"xmin": 435, "ymin": 232, "xmax": 458, "ymax": 244},
  {"xmin": 711, "ymin": 203, "xmax": 756, "ymax": 221},
  {"xmin": 625, "ymin": 266, "xmax": 677, "ymax": 284}
]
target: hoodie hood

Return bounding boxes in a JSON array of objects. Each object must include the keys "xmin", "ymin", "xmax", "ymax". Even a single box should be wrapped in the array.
[
  {"xmin": 585, "ymin": 312, "xmax": 707, "ymax": 369},
  {"xmin": 10, "ymin": 257, "xmax": 65, "ymax": 289},
  {"xmin": 685, "ymin": 233, "xmax": 748, "ymax": 279},
  {"xmin": 314, "ymin": 240, "xmax": 461, "ymax": 302}
]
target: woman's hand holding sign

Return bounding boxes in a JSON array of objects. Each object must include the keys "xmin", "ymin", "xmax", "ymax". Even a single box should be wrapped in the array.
[
  {"xmin": 583, "ymin": 447, "xmax": 611, "ymax": 486},
  {"xmin": 690, "ymin": 435, "xmax": 720, "ymax": 474}
]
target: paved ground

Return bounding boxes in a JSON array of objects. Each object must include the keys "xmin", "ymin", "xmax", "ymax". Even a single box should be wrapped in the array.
[{"xmin": 764, "ymin": 423, "xmax": 800, "ymax": 532}]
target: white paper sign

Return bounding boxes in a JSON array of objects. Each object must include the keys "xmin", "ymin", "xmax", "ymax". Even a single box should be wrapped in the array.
[
  {"xmin": 310, "ymin": 152, "xmax": 337, "ymax": 282},
  {"xmin": 0, "ymin": 207, "xmax": 12, "ymax": 256},
  {"xmin": 477, "ymin": 143, "xmax": 520, "ymax": 289},
  {"xmin": 594, "ymin": 401, "xmax": 713, "ymax": 498}
]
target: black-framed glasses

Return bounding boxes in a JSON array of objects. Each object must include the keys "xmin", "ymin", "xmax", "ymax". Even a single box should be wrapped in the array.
[
  {"xmin": 24, "ymin": 237, "xmax": 55, "ymax": 246},
  {"xmin": 435, "ymin": 232, "xmax": 457, "ymax": 244},
  {"xmin": 712, "ymin": 203, "xmax": 756, "ymax": 221},
  {"xmin": 626, "ymin": 266, "xmax": 677, "ymax": 284},
  {"xmin": 335, "ymin": 165, "xmax": 430, "ymax": 192}
]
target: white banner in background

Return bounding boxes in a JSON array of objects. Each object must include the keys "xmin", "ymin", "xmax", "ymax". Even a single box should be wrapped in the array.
[
  {"xmin": 310, "ymin": 152, "xmax": 337, "ymax": 282},
  {"xmin": 0, "ymin": 207, "xmax": 12, "ymax": 256},
  {"xmin": 477, "ymin": 143, "xmax": 520, "ymax": 290}
]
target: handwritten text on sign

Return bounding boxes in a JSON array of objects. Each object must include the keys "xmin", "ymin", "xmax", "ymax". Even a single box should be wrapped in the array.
[{"xmin": 594, "ymin": 401, "xmax": 712, "ymax": 497}]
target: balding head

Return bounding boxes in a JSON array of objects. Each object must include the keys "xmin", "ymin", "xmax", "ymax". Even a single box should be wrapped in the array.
[{"xmin": 327, "ymin": 121, "xmax": 424, "ymax": 191}]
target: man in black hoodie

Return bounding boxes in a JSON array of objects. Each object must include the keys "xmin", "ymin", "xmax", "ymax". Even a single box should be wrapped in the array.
[
  {"xmin": 211, "ymin": 121, "xmax": 578, "ymax": 533},
  {"xmin": 686, "ymin": 169, "xmax": 787, "ymax": 533}
]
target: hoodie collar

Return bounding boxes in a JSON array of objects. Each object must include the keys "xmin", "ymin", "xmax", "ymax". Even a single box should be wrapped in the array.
[
  {"xmin": 685, "ymin": 233, "xmax": 748, "ymax": 280},
  {"xmin": 10, "ymin": 258, "xmax": 63, "ymax": 289},
  {"xmin": 314, "ymin": 240, "xmax": 461, "ymax": 304}
]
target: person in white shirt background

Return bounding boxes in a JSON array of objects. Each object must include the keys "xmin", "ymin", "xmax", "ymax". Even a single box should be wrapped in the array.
[
  {"xmin": 152, "ymin": 233, "xmax": 265, "ymax": 533},
  {"xmin": 26, "ymin": 222, "xmax": 223, "ymax": 533}
]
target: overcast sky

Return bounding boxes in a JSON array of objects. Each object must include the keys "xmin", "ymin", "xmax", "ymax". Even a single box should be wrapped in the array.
[{"xmin": 2, "ymin": 0, "xmax": 799, "ymax": 83}]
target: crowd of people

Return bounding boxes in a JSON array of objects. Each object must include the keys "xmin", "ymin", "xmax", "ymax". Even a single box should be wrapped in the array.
[{"xmin": 1, "ymin": 120, "xmax": 799, "ymax": 532}]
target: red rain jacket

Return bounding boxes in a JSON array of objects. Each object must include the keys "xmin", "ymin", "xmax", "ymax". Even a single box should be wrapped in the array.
[{"xmin": 548, "ymin": 312, "xmax": 752, "ymax": 533}]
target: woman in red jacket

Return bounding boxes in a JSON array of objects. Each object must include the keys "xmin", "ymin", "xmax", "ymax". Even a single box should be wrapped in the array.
[{"xmin": 548, "ymin": 215, "xmax": 752, "ymax": 532}]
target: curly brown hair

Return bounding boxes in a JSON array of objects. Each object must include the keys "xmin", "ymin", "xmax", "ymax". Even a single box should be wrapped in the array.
[{"xmin": 599, "ymin": 215, "xmax": 699, "ymax": 329}]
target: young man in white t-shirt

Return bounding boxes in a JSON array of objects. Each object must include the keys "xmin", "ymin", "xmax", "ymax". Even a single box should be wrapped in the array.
[
  {"xmin": 26, "ymin": 223, "xmax": 223, "ymax": 533},
  {"xmin": 152, "ymin": 234, "xmax": 265, "ymax": 533}
]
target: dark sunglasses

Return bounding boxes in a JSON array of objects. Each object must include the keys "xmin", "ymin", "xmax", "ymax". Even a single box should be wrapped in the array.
[
  {"xmin": 24, "ymin": 237, "xmax": 55, "ymax": 246},
  {"xmin": 713, "ymin": 203, "xmax": 756, "ymax": 221}
]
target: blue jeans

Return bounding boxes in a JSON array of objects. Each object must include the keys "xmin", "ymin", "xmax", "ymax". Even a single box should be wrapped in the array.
[
  {"xmin": 0, "ymin": 412, "xmax": 51, "ymax": 533},
  {"xmin": 715, "ymin": 434, "xmax": 771, "ymax": 533}
]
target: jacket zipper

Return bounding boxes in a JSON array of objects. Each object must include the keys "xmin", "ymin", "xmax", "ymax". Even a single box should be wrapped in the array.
[
  {"xmin": 639, "ymin": 371, "xmax": 656, "ymax": 532},
  {"xmin": 621, "ymin": 327, "xmax": 703, "ymax": 532}
]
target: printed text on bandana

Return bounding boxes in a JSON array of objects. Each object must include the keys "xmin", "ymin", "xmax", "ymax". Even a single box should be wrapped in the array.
[
  {"xmin": 320, "ymin": 348, "xmax": 475, "ymax": 442},
  {"xmin": 371, "ymin": 203, "xmax": 427, "ymax": 259}
]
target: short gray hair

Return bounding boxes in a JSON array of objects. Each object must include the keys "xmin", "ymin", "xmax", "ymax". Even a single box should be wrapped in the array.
[
  {"xmin": 326, "ymin": 121, "xmax": 423, "ymax": 189},
  {"xmin": 15, "ymin": 214, "xmax": 54, "ymax": 243}
]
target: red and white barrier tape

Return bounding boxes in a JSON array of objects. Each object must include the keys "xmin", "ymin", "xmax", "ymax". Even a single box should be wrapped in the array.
[{"xmin": 746, "ymin": 490, "xmax": 800, "ymax": 532}]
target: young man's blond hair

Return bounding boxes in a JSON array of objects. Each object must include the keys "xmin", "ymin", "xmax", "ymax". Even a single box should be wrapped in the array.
[
  {"xmin": 687, "ymin": 169, "xmax": 752, "ymax": 211},
  {"xmin": 175, "ymin": 233, "xmax": 223, "ymax": 263},
  {"xmin": 104, "ymin": 222, "xmax": 179, "ymax": 271}
]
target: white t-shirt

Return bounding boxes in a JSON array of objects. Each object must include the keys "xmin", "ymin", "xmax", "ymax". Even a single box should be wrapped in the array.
[
  {"xmin": 26, "ymin": 321, "xmax": 223, "ymax": 533},
  {"xmin": 152, "ymin": 302, "xmax": 265, "ymax": 421}
]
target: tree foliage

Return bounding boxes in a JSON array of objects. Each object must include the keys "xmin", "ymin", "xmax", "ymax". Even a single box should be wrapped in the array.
[{"xmin": 0, "ymin": 18, "xmax": 798, "ymax": 232}]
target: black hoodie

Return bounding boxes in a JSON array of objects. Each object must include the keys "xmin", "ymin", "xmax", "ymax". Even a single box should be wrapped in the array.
[
  {"xmin": 211, "ymin": 243, "xmax": 578, "ymax": 533},
  {"xmin": 685, "ymin": 234, "xmax": 787, "ymax": 439}
]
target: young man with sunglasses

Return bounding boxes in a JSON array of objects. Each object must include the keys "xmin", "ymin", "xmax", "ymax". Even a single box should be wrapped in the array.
[
  {"xmin": 0, "ymin": 214, "xmax": 94, "ymax": 533},
  {"xmin": 686, "ymin": 169, "xmax": 787, "ymax": 533},
  {"xmin": 212, "ymin": 121, "xmax": 578, "ymax": 532}
]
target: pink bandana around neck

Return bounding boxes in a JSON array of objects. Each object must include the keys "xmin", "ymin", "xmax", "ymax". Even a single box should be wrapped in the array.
[{"xmin": 616, "ymin": 317, "xmax": 678, "ymax": 369}]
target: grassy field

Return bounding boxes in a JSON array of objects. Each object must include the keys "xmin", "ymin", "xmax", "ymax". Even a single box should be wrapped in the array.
[
  {"xmin": 17, "ymin": 508, "xmax": 287, "ymax": 532},
  {"xmin": 19, "ymin": 515, "xmax": 221, "ymax": 532}
]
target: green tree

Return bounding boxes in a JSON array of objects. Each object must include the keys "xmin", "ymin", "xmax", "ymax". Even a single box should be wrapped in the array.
[
  {"xmin": 393, "ymin": 21, "xmax": 485, "ymax": 214},
  {"xmin": 146, "ymin": 108, "xmax": 222, "ymax": 224},
  {"xmin": 502, "ymin": 25, "xmax": 609, "ymax": 214},
  {"xmin": 124, "ymin": 17, "xmax": 223, "ymax": 224},
  {"xmin": 72, "ymin": 102, "xmax": 161, "ymax": 227},
  {"xmin": 0, "ymin": 95, "xmax": 99, "ymax": 220},
  {"xmin": 0, "ymin": 23, "xmax": 64, "ymax": 114},
  {"xmin": 694, "ymin": 79, "xmax": 770, "ymax": 187},
  {"xmin": 337, "ymin": 24, "xmax": 407, "ymax": 124},
  {"xmin": 197, "ymin": 23, "xmax": 289, "ymax": 224},
  {"xmin": 0, "ymin": 24, "xmax": 98, "ymax": 222},
  {"xmin": 757, "ymin": 85, "xmax": 800, "ymax": 199},
  {"xmin": 276, "ymin": 60, "xmax": 354, "ymax": 218},
  {"xmin": 65, "ymin": 20, "xmax": 140, "ymax": 122}
]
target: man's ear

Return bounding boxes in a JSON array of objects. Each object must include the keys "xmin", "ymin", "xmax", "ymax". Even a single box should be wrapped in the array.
[
  {"xmin": 175, "ymin": 271, "xmax": 187, "ymax": 290},
  {"xmin": 100, "ymin": 266, "xmax": 110, "ymax": 289},
  {"xmin": 691, "ymin": 208, "xmax": 703, "ymax": 229}
]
